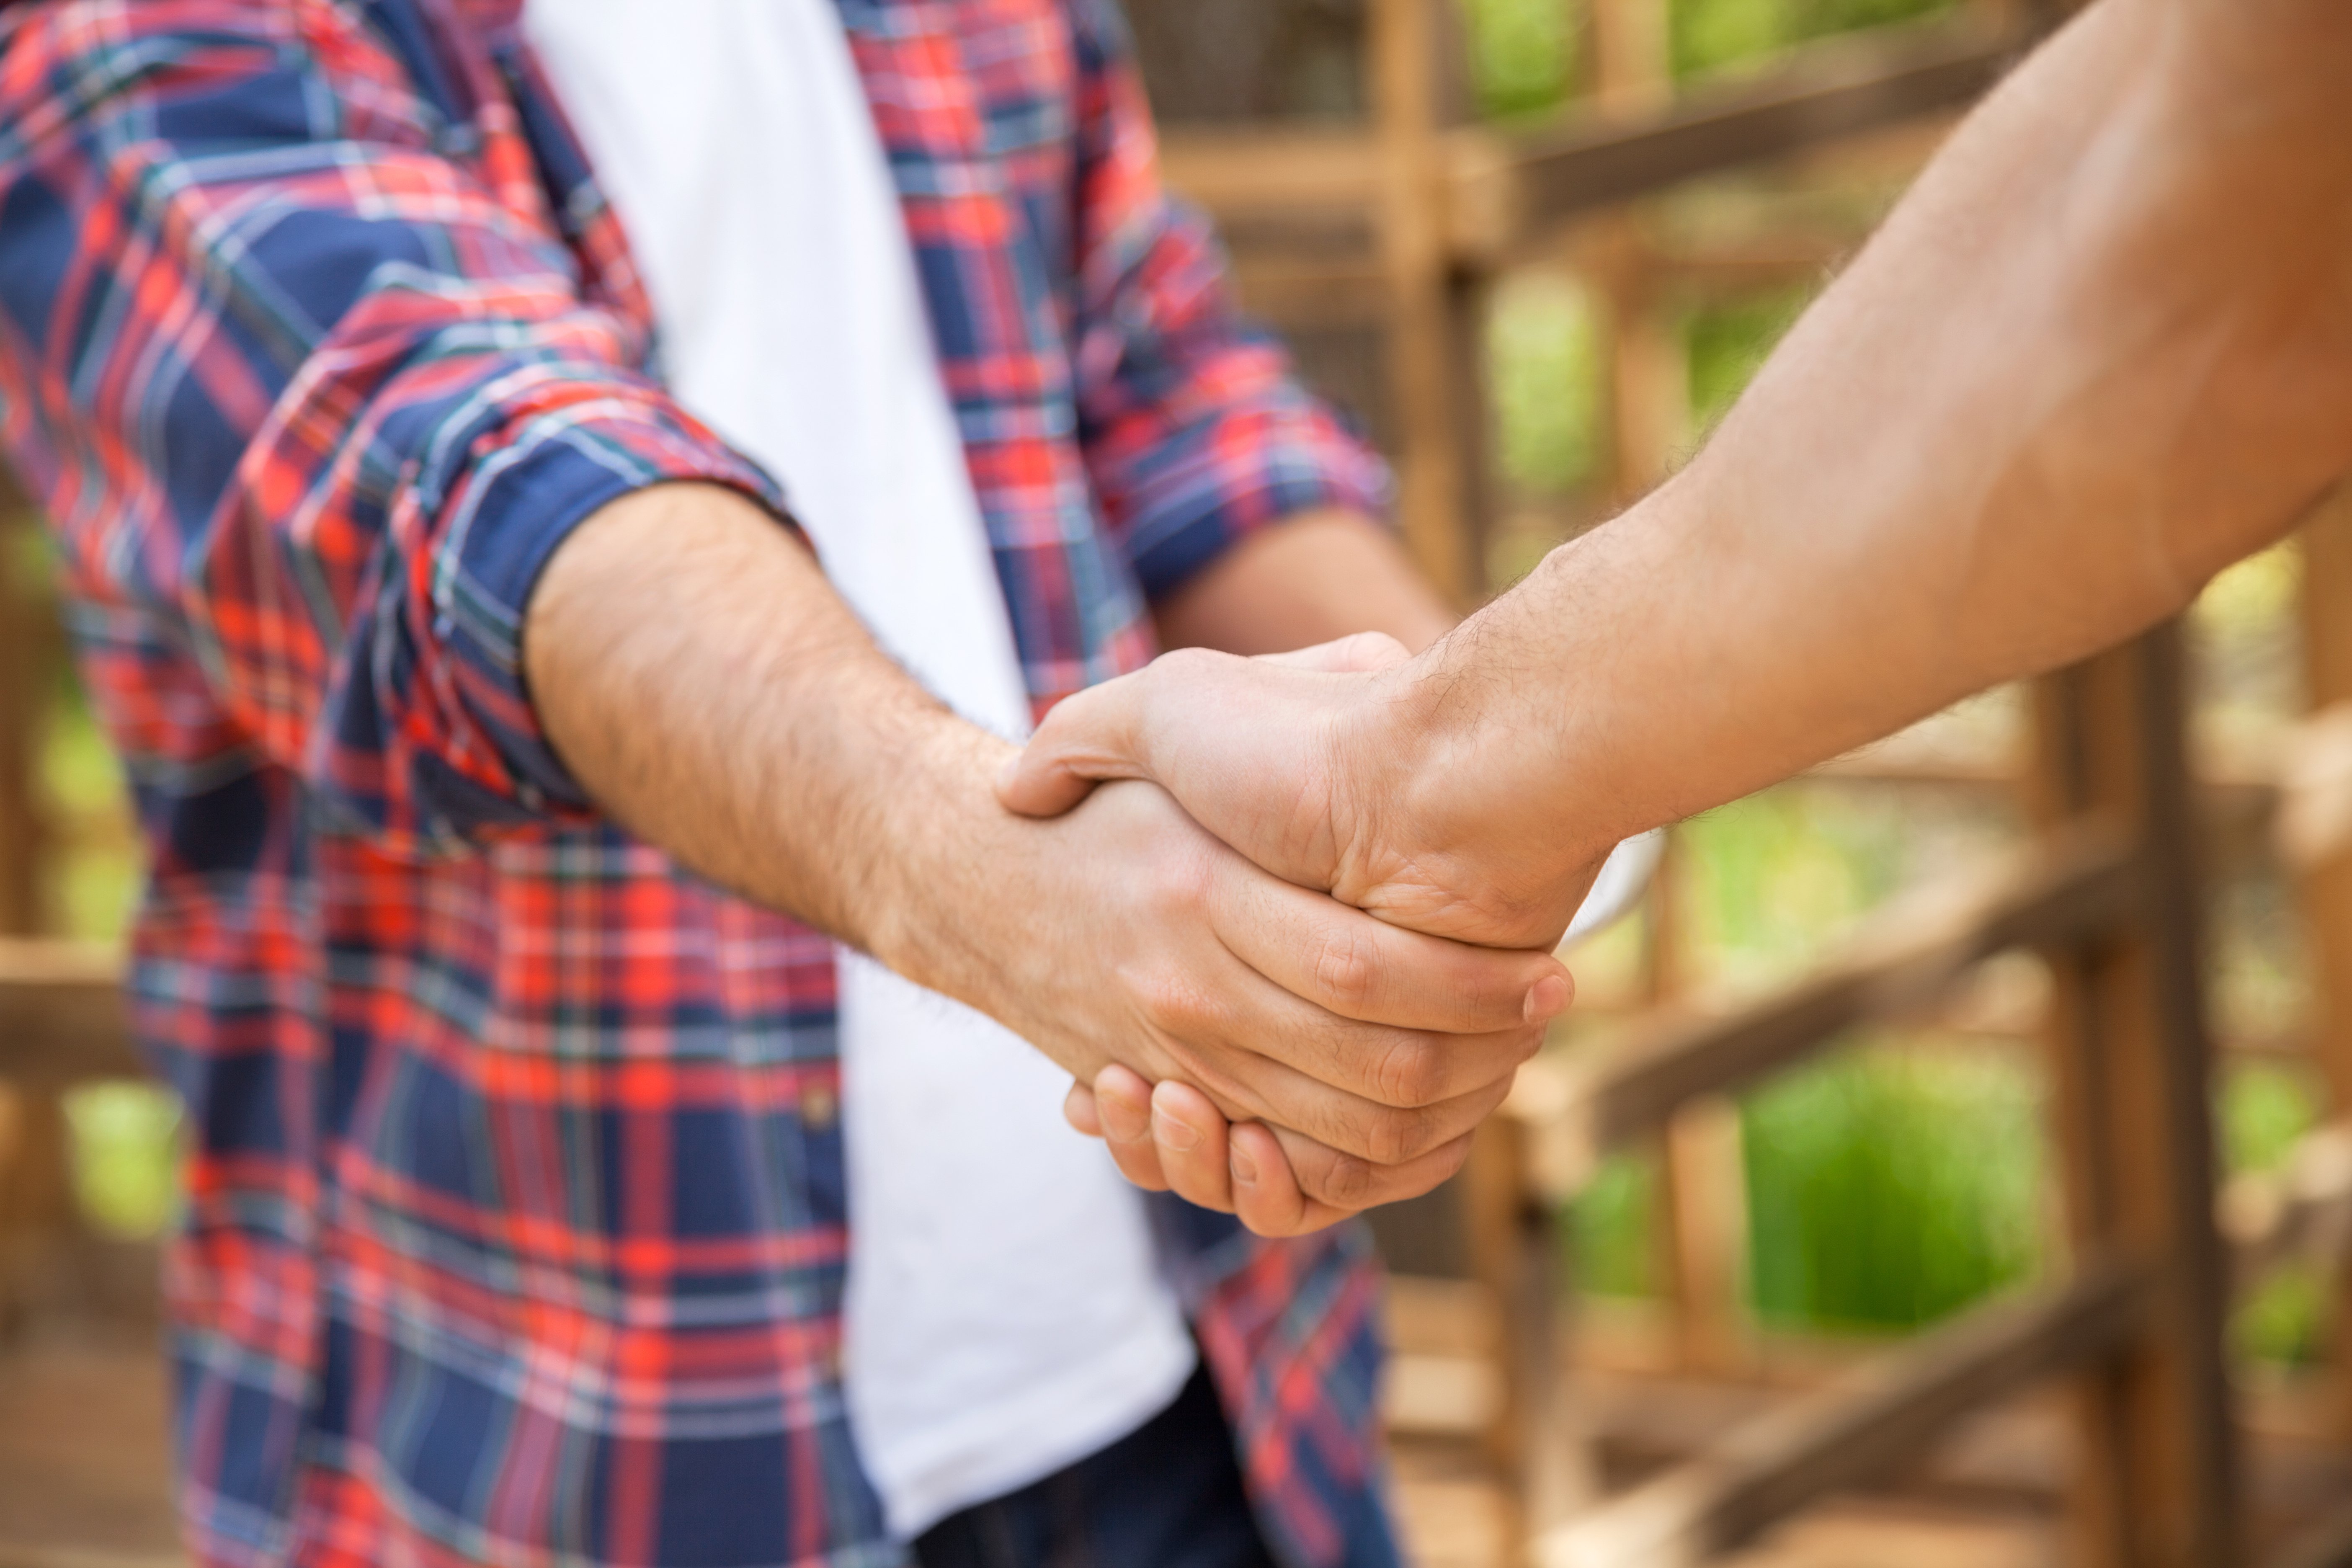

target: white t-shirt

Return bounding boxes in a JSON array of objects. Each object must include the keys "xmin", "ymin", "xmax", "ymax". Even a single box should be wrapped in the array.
[{"xmin": 521, "ymin": 0, "xmax": 1196, "ymax": 1539}]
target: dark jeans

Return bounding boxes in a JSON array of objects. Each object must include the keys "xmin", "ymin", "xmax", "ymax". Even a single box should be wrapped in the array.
[{"xmin": 913, "ymin": 1362, "xmax": 1280, "ymax": 1568}]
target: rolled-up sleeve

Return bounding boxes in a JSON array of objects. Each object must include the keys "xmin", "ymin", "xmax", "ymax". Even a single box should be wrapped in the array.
[
  {"xmin": 0, "ymin": 3, "xmax": 787, "ymax": 853},
  {"xmin": 1064, "ymin": 0, "xmax": 1395, "ymax": 603}
]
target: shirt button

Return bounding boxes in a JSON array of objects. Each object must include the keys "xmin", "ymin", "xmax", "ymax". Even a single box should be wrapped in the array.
[{"xmin": 800, "ymin": 1083, "xmax": 839, "ymax": 1131}]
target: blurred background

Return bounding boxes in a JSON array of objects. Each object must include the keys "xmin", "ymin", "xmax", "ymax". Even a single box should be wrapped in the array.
[{"xmin": 5, "ymin": 0, "xmax": 2350, "ymax": 1565}]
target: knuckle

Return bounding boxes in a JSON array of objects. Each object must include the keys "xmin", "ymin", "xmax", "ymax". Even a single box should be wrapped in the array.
[
  {"xmin": 1313, "ymin": 928, "xmax": 1379, "ymax": 1013},
  {"xmin": 1313, "ymin": 1151, "xmax": 1374, "ymax": 1210},
  {"xmin": 1428, "ymin": 1135, "xmax": 1475, "ymax": 1189},
  {"xmin": 1143, "ymin": 847, "xmax": 1215, "ymax": 921},
  {"xmin": 1151, "ymin": 645, "xmax": 1226, "ymax": 687},
  {"xmin": 1369, "ymin": 1034, "xmax": 1449, "ymax": 1108},
  {"xmin": 1136, "ymin": 970, "xmax": 1215, "ymax": 1037},
  {"xmin": 1365, "ymin": 1105, "xmax": 1440, "ymax": 1167}
]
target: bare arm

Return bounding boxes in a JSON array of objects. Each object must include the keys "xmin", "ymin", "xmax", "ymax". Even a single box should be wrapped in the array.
[
  {"xmin": 1152, "ymin": 508, "xmax": 1456, "ymax": 658},
  {"xmin": 1004, "ymin": 0, "xmax": 2352, "ymax": 950}
]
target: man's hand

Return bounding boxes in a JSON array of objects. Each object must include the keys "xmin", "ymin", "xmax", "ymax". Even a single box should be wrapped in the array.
[
  {"xmin": 526, "ymin": 482, "xmax": 1571, "ymax": 1235},
  {"xmin": 998, "ymin": 632, "xmax": 1613, "ymax": 952},
  {"xmin": 904, "ymin": 759, "xmax": 1573, "ymax": 1227}
]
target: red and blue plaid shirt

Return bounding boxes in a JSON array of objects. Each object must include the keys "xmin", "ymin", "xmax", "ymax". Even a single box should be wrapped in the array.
[{"xmin": 0, "ymin": 1, "xmax": 1400, "ymax": 1563}]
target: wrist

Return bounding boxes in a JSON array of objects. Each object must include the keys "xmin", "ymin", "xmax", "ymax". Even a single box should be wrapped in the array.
[
  {"xmin": 1357, "ymin": 543, "xmax": 1625, "ymax": 941},
  {"xmin": 856, "ymin": 712, "xmax": 1030, "ymax": 1010}
]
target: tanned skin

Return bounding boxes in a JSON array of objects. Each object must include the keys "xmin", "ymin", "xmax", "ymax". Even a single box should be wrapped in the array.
[
  {"xmin": 1010, "ymin": 0, "xmax": 2352, "ymax": 1218},
  {"xmin": 523, "ymin": 483, "xmax": 1530, "ymax": 1235}
]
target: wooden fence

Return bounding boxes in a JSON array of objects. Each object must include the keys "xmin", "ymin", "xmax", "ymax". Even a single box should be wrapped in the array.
[{"xmin": 9, "ymin": 2, "xmax": 2352, "ymax": 1565}]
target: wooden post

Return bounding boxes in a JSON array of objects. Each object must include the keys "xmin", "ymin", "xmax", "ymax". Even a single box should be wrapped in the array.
[
  {"xmin": 1581, "ymin": 0, "xmax": 1746, "ymax": 1376},
  {"xmin": 2297, "ymin": 493, "xmax": 2352, "ymax": 1444},
  {"xmin": 1590, "ymin": 0, "xmax": 1674, "ymax": 116},
  {"xmin": 1465, "ymin": 1106, "xmax": 1594, "ymax": 1558},
  {"xmin": 2030, "ymin": 630, "xmax": 2238, "ymax": 1568},
  {"xmin": 1369, "ymin": 0, "xmax": 1480, "ymax": 603}
]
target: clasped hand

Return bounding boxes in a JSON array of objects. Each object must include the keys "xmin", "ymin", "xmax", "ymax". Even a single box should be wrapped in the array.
[{"xmin": 997, "ymin": 632, "xmax": 1619, "ymax": 1237}]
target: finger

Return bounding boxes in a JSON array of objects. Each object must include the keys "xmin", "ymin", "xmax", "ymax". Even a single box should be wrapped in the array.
[
  {"xmin": 1150, "ymin": 939, "xmax": 1538, "ymax": 1162},
  {"xmin": 995, "ymin": 673, "xmax": 1156, "ymax": 818},
  {"xmin": 1065, "ymin": 1081, "xmax": 1105, "ymax": 1137},
  {"xmin": 1095, "ymin": 1064, "xmax": 1172, "ymax": 1192},
  {"xmin": 1151, "ymin": 1080, "xmax": 1237, "ymax": 1212},
  {"xmin": 1209, "ymin": 858, "xmax": 1575, "ymax": 1037},
  {"xmin": 1273, "ymin": 1120, "xmax": 1482, "ymax": 1215},
  {"xmin": 1228, "ymin": 1121, "xmax": 1359, "ymax": 1237},
  {"xmin": 1257, "ymin": 631, "xmax": 1412, "ymax": 675},
  {"xmin": 1182, "ymin": 893, "xmax": 1557, "ymax": 1114}
]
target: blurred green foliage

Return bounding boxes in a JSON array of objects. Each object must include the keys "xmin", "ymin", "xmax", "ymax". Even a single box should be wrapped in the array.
[
  {"xmin": 1669, "ymin": 0, "xmax": 1955, "ymax": 82},
  {"xmin": 1742, "ymin": 1039, "xmax": 2041, "ymax": 1330},
  {"xmin": 44, "ymin": 699, "xmax": 140, "ymax": 941},
  {"xmin": 1490, "ymin": 272, "xmax": 1603, "ymax": 497},
  {"xmin": 1457, "ymin": 0, "xmax": 1960, "ymax": 119},
  {"xmin": 64, "ymin": 1083, "xmax": 183, "ymax": 1239},
  {"xmin": 1460, "ymin": 0, "xmax": 1578, "ymax": 120}
]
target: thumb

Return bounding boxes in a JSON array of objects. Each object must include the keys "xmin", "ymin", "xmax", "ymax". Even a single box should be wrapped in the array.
[
  {"xmin": 997, "ymin": 670, "xmax": 1151, "ymax": 818},
  {"xmin": 1259, "ymin": 631, "xmax": 1412, "ymax": 676}
]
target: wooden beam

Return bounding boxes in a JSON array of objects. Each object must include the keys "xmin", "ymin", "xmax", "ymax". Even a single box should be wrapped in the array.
[
  {"xmin": 1158, "ymin": 129, "xmax": 1384, "ymax": 226},
  {"xmin": 2030, "ymin": 633, "xmax": 2238, "ymax": 1568},
  {"xmin": 1509, "ymin": 820, "xmax": 2138, "ymax": 1199},
  {"xmin": 1535, "ymin": 1258, "xmax": 2150, "ymax": 1568},
  {"xmin": 0, "ymin": 941, "xmax": 140, "ymax": 1086},
  {"xmin": 1447, "ymin": 17, "xmax": 2026, "ymax": 263}
]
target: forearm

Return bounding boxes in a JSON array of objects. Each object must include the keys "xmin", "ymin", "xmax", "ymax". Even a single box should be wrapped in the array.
[
  {"xmin": 1153, "ymin": 510, "xmax": 1457, "ymax": 657},
  {"xmin": 1419, "ymin": 0, "xmax": 2352, "ymax": 865},
  {"xmin": 524, "ymin": 482, "xmax": 1003, "ymax": 968}
]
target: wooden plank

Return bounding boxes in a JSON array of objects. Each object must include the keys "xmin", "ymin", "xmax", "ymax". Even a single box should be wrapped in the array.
[
  {"xmin": 1589, "ymin": 0, "xmax": 1671, "ymax": 118},
  {"xmin": 1447, "ymin": 17, "xmax": 2024, "ymax": 262},
  {"xmin": 1509, "ymin": 820, "xmax": 2138, "ymax": 1199},
  {"xmin": 2029, "ymin": 633, "xmax": 2238, "ymax": 1568},
  {"xmin": 1662, "ymin": 1096, "xmax": 1748, "ymax": 1376},
  {"xmin": 1534, "ymin": 1258, "xmax": 2150, "ymax": 1568},
  {"xmin": 1159, "ymin": 129, "xmax": 1384, "ymax": 224},
  {"xmin": 0, "ymin": 941, "xmax": 140, "ymax": 1087}
]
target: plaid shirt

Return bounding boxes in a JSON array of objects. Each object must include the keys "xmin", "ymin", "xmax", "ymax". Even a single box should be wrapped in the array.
[{"xmin": 0, "ymin": 2, "xmax": 1400, "ymax": 1565}]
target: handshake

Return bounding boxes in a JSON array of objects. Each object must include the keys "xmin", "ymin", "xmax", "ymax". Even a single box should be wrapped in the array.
[{"xmin": 984, "ymin": 625, "xmax": 1634, "ymax": 1240}]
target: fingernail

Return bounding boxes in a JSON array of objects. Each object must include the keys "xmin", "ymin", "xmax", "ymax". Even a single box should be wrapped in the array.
[
  {"xmin": 1153, "ymin": 1105, "xmax": 1201, "ymax": 1153},
  {"xmin": 1524, "ymin": 973, "xmax": 1572, "ymax": 1024},
  {"xmin": 1230, "ymin": 1140, "xmax": 1259, "ymax": 1188}
]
